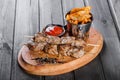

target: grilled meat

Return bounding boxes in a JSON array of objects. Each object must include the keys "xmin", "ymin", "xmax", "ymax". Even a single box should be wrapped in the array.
[
  {"xmin": 26, "ymin": 41, "xmax": 47, "ymax": 51},
  {"xmin": 61, "ymin": 37, "xmax": 75, "ymax": 44},
  {"xmin": 27, "ymin": 32, "xmax": 86, "ymax": 58},
  {"xmin": 58, "ymin": 44, "xmax": 71, "ymax": 56},
  {"xmin": 33, "ymin": 42, "xmax": 47, "ymax": 51},
  {"xmin": 26, "ymin": 42, "xmax": 36, "ymax": 51},
  {"xmin": 71, "ymin": 39, "xmax": 86, "ymax": 47},
  {"xmin": 44, "ymin": 44, "xmax": 58, "ymax": 55},
  {"xmin": 33, "ymin": 32, "xmax": 47, "ymax": 43},
  {"xmin": 71, "ymin": 48, "xmax": 84, "ymax": 58},
  {"xmin": 46, "ymin": 36, "xmax": 61, "ymax": 44},
  {"xmin": 33, "ymin": 33, "xmax": 85, "ymax": 46}
]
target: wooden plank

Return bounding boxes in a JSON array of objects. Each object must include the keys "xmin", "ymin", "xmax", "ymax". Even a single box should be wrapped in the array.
[
  {"xmin": 0, "ymin": 0, "xmax": 15, "ymax": 80},
  {"xmin": 85, "ymin": 0, "xmax": 120, "ymax": 80},
  {"xmin": 11, "ymin": 0, "xmax": 43, "ymax": 80},
  {"xmin": 50, "ymin": 0, "xmax": 63, "ymax": 25},
  {"xmin": 74, "ymin": 57, "xmax": 105, "ymax": 80},
  {"xmin": 108, "ymin": 0, "xmax": 120, "ymax": 33},
  {"xmin": 45, "ymin": 72, "xmax": 74, "ymax": 80},
  {"xmin": 107, "ymin": 0, "xmax": 120, "ymax": 39},
  {"xmin": 39, "ymin": 0, "xmax": 52, "ymax": 31},
  {"xmin": 62, "ymin": 0, "xmax": 105, "ymax": 80}
]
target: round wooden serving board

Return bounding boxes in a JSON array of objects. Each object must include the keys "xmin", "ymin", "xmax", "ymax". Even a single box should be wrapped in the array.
[{"xmin": 18, "ymin": 27, "xmax": 103, "ymax": 76}]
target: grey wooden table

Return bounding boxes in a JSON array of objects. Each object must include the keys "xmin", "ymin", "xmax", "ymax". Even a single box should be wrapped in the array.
[{"xmin": 0, "ymin": 0, "xmax": 120, "ymax": 80}]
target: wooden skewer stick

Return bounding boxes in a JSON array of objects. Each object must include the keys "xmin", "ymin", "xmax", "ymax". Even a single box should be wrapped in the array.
[
  {"xmin": 23, "ymin": 35, "xmax": 99, "ymax": 47},
  {"xmin": 24, "ymin": 35, "xmax": 34, "ymax": 38},
  {"xmin": 87, "ymin": 44, "xmax": 100, "ymax": 47},
  {"xmin": 19, "ymin": 43, "xmax": 26, "ymax": 46}
]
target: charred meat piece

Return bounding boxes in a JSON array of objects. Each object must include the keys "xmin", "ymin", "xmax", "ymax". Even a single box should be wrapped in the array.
[
  {"xmin": 26, "ymin": 41, "xmax": 47, "ymax": 51},
  {"xmin": 33, "ymin": 33, "xmax": 61, "ymax": 44},
  {"xmin": 71, "ymin": 48, "xmax": 84, "ymax": 58},
  {"xmin": 71, "ymin": 39, "xmax": 86, "ymax": 47},
  {"xmin": 25, "ymin": 41, "xmax": 36, "ymax": 50},
  {"xmin": 46, "ymin": 36, "xmax": 61, "ymax": 44},
  {"xmin": 44, "ymin": 44, "xmax": 58, "ymax": 55},
  {"xmin": 68, "ymin": 47, "xmax": 84, "ymax": 58},
  {"xmin": 33, "ymin": 32, "xmax": 47, "ymax": 43},
  {"xmin": 61, "ymin": 37, "xmax": 75, "ymax": 44},
  {"xmin": 33, "ymin": 42, "xmax": 47, "ymax": 51},
  {"xmin": 58, "ymin": 44, "xmax": 71, "ymax": 56}
]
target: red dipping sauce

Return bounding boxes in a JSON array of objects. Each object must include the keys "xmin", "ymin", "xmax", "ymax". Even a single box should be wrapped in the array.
[{"xmin": 45, "ymin": 25, "xmax": 63, "ymax": 36}]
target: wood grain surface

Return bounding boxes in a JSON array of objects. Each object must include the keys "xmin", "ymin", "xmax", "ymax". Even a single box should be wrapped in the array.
[
  {"xmin": 86, "ymin": 0, "xmax": 120, "ymax": 80},
  {"xmin": 10, "ymin": 0, "xmax": 42, "ymax": 80},
  {"xmin": 0, "ymin": 0, "xmax": 15, "ymax": 80},
  {"xmin": 0, "ymin": 0, "xmax": 120, "ymax": 80},
  {"xmin": 109, "ymin": 0, "xmax": 120, "ymax": 33}
]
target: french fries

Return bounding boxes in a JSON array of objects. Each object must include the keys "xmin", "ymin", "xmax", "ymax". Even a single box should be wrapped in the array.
[{"xmin": 66, "ymin": 6, "xmax": 92, "ymax": 25}]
